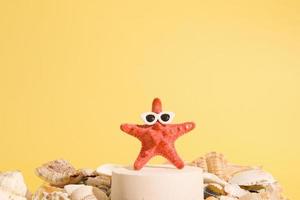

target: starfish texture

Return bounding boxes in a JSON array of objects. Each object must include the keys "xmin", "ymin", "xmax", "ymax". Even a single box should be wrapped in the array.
[{"xmin": 120, "ymin": 98, "xmax": 196, "ymax": 170}]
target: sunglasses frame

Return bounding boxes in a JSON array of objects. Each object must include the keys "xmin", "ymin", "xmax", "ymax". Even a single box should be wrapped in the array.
[{"xmin": 140, "ymin": 111, "xmax": 175, "ymax": 125}]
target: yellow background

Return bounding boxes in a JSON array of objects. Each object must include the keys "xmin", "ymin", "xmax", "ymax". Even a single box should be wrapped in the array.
[{"xmin": 0, "ymin": 0, "xmax": 299, "ymax": 198}]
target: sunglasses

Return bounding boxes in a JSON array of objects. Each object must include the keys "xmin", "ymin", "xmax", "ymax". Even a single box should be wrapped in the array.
[{"xmin": 141, "ymin": 112, "xmax": 175, "ymax": 125}]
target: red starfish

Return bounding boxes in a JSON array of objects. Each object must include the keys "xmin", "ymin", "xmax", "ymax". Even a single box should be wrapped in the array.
[{"xmin": 120, "ymin": 98, "xmax": 196, "ymax": 170}]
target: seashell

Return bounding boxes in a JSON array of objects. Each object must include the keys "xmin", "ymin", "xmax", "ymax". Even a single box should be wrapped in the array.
[
  {"xmin": 84, "ymin": 176, "xmax": 111, "ymax": 196},
  {"xmin": 96, "ymin": 164, "xmax": 122, "ymax": 176},
  {"xmin": 205, "ymin": 183, "xmax": 226, "ymax": 196},
  {"xmin": 64, "ymin": 184, "xmax": 85, "ymax": 195},
  {"xmin": 85, "ymin": 176, "xmax": 111, "ymax": 188},
  {"xmin": 0, "ymin": 171, "xmax": 28, "ymax": 197},
  {"xmin": 79, "ymin": 169, "xmax": 98, "ymax": 178},
  {"xmin": 222, "ymin": 164, "xmax": 259, "ymax": 181},
  {"xmin": 191, "ymin": 156, "xmax": 208, "ymax": 172},
  {"xmin": 192, "ymin": 152, "xmax": 258, "ymax": 181},
  {"xmin": 70, "ymin": 186, "xmax": 108, "ymax": 200},
  {"xmin": 224, "ymin": 184, "xmax": 249, "ymax": 198},
  {"xmin": 32, "ymin": 185, "xmax": 68, "ymax": 200},
  {"xmin": 26, "ymin": 190, "xmax": 32, "ymax": 199},
  {"xmin": 205, "ymin": 152, "xmax": 227, "ymax": 180},
  {"xmin": 264, "ymin": 183, "xmax": 288, "ymax": 200},
  {"xmin": 35, "ymin": 159, "xmax": 82, "ymax": 187},
  {"xmin": 40, "ymin": 185, "xmax": 64, "ymax": 193},
  {"xmin": 33, "ymin": 191, "xmax": 70, "ymax": 200},
  {"xmin": 0, "ymin": 188, "xmax": 27, "ymax": 200},
  {"xmin": 203, "ymin": 172, "xmax": 227, "ymax": 186},
  {"xmin": 228, "ymin": 169, "xmax": 276, "ymax": 187},
  {"xmin": 240, "ymin": 185, "xmax": 266, "ymax": 191}
]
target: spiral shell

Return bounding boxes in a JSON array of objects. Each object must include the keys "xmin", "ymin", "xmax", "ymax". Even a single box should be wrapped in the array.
[{"xmin": 205, "ymin": 152, "xmax": 227, "ymax": 180}]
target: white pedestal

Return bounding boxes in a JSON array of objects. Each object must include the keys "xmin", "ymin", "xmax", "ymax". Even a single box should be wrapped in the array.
[{"xmin": 111, "ymin": 165, "xmax": 203, "ymax": 200}]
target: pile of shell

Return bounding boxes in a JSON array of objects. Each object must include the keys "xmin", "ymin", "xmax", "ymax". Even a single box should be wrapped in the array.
[
  {"xmin": 190, "ymin": 152, "xmax": 288, "ymax": 200},
  {"xmin": 0, "ymin": 154, "xmax": 288, "ymax": 200},
  {"xmin": 33, "ymin": 159, "xmax": 112, "ymax": 200}
]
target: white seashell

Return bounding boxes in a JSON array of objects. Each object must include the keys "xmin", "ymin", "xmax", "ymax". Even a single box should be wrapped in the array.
[
  {"xmin": 0, "ymin": 188, "xmax": 27, "ymax": 200},
  {"xmin": 228, "ymin": 169, "xmax": 276, "ymax": 186},
  {"xmin": 96, "ymin": 164, "xmax": 122, "ymax": 176},
  {"xmin": 224, "ymin": 184, "xmax": 249, "ymax": 198},
  {"xmin": 64, "ymin": 184, "xmax": 85, "ymax": 195},
  {"xmin": 203, "ymin": 172, "xmax": 227, "ymax": 186},
  {"xmin": 0, "ymin": 171, "xmax": 28, "ymax": 197},
  {"xmin": 70, "ymin": 186, "xmax": 108, "ymax": 200}
]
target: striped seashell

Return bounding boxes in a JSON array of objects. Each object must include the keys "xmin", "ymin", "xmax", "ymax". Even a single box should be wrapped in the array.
[{"xmin": 205, "ymin": 152, "xmax": 227, "ymax": 180}]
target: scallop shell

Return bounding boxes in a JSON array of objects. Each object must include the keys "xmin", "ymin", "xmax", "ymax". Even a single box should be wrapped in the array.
[
  {"xmin": 96, "ymin": 164, "xmax": 122, "ymax": 176},
  {"xmin": 205, "ymin": 152, "xmax": 227, "ymax": 180},
  {"xmin": 228, "ymin": 169, "xmax": 276, "ymax": 186},
  {"xmin": 224, "ymin": 184, "xmax": 249, "ymax": 198},
  {"xmin": 35, "ymin": 159, "xmax": 82, "ymax": 187},
  {"xmin": 0, "ymin": 171, "xmax": 28, "ymax": 197},
  {"xmin": 70, "ymin": 186, "xmax": 108, "ymax": 200}
]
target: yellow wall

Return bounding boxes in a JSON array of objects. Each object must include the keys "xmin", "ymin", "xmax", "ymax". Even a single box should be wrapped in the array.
[{"xmin": 0, "ymin": 0, "xmax": 299, "ymax": 198}]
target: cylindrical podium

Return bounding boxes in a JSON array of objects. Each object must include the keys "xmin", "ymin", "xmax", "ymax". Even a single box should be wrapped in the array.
[{"xmin": 111, "ymin": 165, "xmax": 203, "ymax": 200}]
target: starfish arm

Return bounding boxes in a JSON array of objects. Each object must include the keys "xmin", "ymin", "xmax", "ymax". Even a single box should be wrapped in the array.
[
  {"xmin": 161, "ymin": 146, "xmax": 184, "ymax": 169},
  {"xmin": 120, "ymin": 124, "xmax": 146, "ymax": 138},
  {"xmin": 134, "ymin": 149, "xmax": 155, "ymax": 170},
  {"xmin": 170, "ymin": 122, "xmax": 195, "ymax": 138}
]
